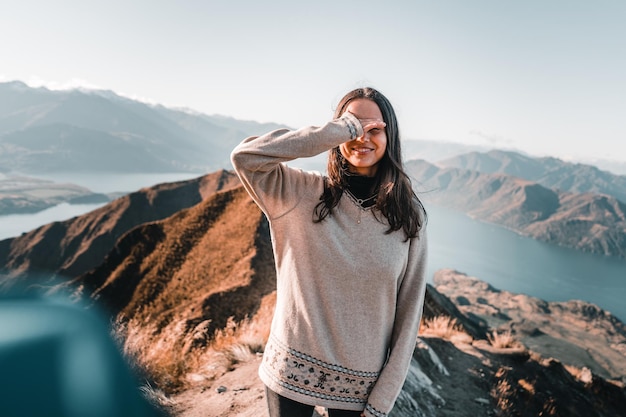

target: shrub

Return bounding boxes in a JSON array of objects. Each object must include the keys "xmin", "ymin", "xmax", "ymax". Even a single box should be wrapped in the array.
[
  {"xmin": 420, "ymin": 315, "xmax": 473, "ymax": 343},
  {"xmin": 487, "ymin": 329, "xmax": 518, "ymax": 349}
]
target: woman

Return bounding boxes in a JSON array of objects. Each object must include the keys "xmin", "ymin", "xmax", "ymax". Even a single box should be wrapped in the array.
[{"xmin": 231, "ymin": 87, "xmax": 428, "ymax": 417}]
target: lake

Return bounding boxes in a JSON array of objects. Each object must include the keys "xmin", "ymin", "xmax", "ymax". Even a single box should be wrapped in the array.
[
  {"xmin": 1, "ymin": 173, "xmax": 625, "ymax": 322},
  {"xmin": 35, "ymin": 172, "xmax": 203, "ymax": 194},
  {"xmin": 0, "ymin": 172, "xmax": 202, "ymax": 240},
  {"xmin": 425, "ymin": 204, "xmax": 626, "ymax": 322}
]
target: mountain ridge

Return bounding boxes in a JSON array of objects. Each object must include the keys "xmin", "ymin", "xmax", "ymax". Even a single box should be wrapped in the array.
[
  {"xmin": 0, "ymin": 170, "xmax": 240, "ymax": 283},
  {"xmin": 408, "ymin": 159, "xmax": 626, "ymax": 258},
  {"xmin": 438, "ymin": 149, "xmax": 626, "ymax": 204},
  {"xmin": 4, "ymin": 81, "xmax": 626, "ymax": 259},
  {"xmin": 0, "ymin": 81, "xmax": 289, "ymax": 174},
  {"xmin": 69, "ymin": 185, "xmax": 276, "ymax": 334}
]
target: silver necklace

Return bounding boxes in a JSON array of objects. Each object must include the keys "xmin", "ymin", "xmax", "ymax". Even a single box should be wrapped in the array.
[{"xmin": 345, "ymin": 190, "xmax": 376, "ymax": 224}]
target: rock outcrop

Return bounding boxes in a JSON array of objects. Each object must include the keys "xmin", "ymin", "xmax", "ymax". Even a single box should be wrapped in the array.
[{"xmin": 432, "ymin": 269, "xmax": 626, "ymax": 380}]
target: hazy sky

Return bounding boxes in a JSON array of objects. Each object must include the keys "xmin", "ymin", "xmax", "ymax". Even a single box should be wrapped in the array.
[{"xmin": 1, "ymin": 0, "xmax": 625, "ymax": 163}]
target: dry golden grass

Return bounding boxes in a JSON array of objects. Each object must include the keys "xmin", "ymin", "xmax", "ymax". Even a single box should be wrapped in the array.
[
  {"xmin": 99, "ymin": 187, "xmax": 276, "ymax": 395},
  {"xmin": 420, "ymin": 315, "xmax": 473, "ymax": 343},
  {"xmin": 140, "ymin": 381, "xmax": 178, "ymax": 408},
  {"xmin": 113, "ymin": 292, "xmax": 275, "ymax": 394},
  {"xmin": 207, "ymin": 293, "xmax": 274, "ymax": 371},
  {"xmin": 491, "ymin": 378, "xmax": 514, "ymax": 412},
  {"xmin": 113, "ymin": 318, "xmax": 192, "ymax": 391},
  {"xmin": 564, "ymin": 364, "xmax": 583, "ymax": 379},
  {"xmin": 211, "ymin": 312, "xmax": 269, "ymax": 351},
  {"xmin": 487, "ymin": 329, "xmax": 520, "ymax": 349},
  {"xmin": 564, "ymin": 364, "xmax": 594, "ymax": 384},
  {"xmin": 517, "ymin": 378, "xmax": 535, "ymax": 394}
]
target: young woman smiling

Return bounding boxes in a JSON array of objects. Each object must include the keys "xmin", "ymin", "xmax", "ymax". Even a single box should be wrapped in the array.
[{"xmin": 231, "ymin": 87, "xmax": 428, "ymax": 417}]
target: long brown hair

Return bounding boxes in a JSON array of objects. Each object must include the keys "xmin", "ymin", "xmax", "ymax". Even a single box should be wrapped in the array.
[{"xmin": 314, "ymin": 87, "xmax": 426, "ymax": 240}]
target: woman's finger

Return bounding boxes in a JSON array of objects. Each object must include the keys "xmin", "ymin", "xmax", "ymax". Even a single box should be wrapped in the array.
[{"xmin": 361, "ymin": 119, "xmax": 386, "ymax": 132}]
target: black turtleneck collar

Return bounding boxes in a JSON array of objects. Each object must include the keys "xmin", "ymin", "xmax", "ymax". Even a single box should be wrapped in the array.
[{"xmin": 345, "ymin": 175, "xmax": 378, "ymax": 208}]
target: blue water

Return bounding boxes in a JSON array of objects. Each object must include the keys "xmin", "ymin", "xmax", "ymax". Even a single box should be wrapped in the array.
[
  {"xmin": 1, "ymin": 174, "xmax": 625, "ymax": 322},
  {"xmin": 426, "ymin": 204, "xmax": 626, "ymax": 322},
  {"xmin": 0, "ymin": 202, "xmax": 106, "ymax": 240},
  {"xmin": 0, "ymin": 172, "xmax": 201, "ymax": 241},
  {"xmin": 34, "ymin": 172, "xmax": 202, "ymax": 194}
]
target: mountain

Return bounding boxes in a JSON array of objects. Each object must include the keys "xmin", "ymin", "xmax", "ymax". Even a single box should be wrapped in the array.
[
  {"xmin": 68, "ymin": 184, "xmax": 276, "ymax": 330},
  {"xmin": 0, "ymin": 170, "xmax": 240, "ymax": 283},
  {"xmin": 408, "ymin": 159, "xmax": 626, "ymax": 258},
  {"xmin": 1, "ymin": 171, "xmax": 624, "ymax": 416},
  {"xmin": 0, "ymin": 81, "xmax": 288, "ymax": 174},
  {"xmin": 438, "ymin": 149, "xmax": 626, "ymax": 204},
  {"xmin": 0, "ymin": 175, "xmax": 277, "ymax": 390}
]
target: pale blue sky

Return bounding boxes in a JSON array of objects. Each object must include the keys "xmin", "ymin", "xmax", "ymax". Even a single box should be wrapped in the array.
[{"xmin": 1, "ymin": 0, "xmax": 625, "ymax": 163}]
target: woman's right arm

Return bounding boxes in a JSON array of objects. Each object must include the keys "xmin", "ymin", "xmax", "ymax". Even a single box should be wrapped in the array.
[{"xmin": 230, "ymin": 113, "xmax": 362, "ymax": 218}]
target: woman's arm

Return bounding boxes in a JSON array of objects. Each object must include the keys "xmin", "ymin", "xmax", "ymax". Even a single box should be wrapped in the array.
[
  {"xmin": 364, "ymin": 229, "xmax": 429, "ymax": 417},
  {"xmin": 230, "ymin": 113, "xmax": 362, "ymax": 219}
]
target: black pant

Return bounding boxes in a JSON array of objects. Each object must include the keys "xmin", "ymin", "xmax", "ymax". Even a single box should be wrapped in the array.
[{"xmin": 265, "ymin": 386, "xmax": 363, "ymax": 417}]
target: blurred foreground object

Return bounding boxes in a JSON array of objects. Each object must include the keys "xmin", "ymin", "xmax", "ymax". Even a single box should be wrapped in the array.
[{"xmin": 0, "ymin": 290, "xmax": 163, "ymax": 417}]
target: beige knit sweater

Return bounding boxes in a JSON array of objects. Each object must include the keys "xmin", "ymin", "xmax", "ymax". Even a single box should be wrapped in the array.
[{"xmin": 230, "ymin": 113, "xmax": 428, "ymax": 417}]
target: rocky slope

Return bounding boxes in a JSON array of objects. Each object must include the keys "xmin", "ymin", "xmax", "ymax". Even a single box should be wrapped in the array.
[
  {"xmin": 170, "ymin": 277, "xmax": 626, "ymax": 417},
  {"xmin": 433, "ymin": 269, "xmax": 626, "ymax": 380},
  {"xmin": 407, "ymin": 159, "xmax": 626, "ymax": 258}
]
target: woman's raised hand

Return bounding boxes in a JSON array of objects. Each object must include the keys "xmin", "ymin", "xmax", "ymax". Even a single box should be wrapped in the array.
[
  {"xmin": 344, "ymin": 111, "xmax": 386, "ymax": 134},
  {"xmin": 359, "ymin": 118, "xmax": 386, "ymax": 134}
]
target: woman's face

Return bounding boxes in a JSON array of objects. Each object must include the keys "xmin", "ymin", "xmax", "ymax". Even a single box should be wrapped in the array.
[{"xmin": 339, "ymin": 99, "xmax": 387, "ymax": 177}]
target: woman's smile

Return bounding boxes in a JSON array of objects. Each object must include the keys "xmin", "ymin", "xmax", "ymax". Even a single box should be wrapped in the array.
[{"xmin": 351, "ymin": 145, "xmax": 375, "ymax": 154}]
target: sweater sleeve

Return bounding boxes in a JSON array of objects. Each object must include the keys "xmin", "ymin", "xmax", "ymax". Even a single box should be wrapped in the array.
[
  {"xmin": 230, "ymin": 113, "xmax": 362, "ymax": 219},
  {"xmin": 364, "ymin": 228, "xmax": 428, "ymax": 417}
]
